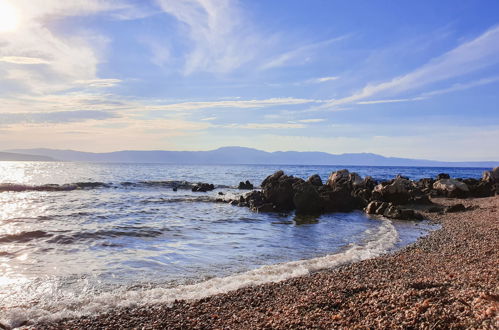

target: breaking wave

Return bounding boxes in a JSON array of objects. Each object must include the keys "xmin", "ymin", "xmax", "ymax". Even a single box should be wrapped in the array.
[{"xmin": 0, "ymin": 220, "xmax": 398, "ymax": 328}]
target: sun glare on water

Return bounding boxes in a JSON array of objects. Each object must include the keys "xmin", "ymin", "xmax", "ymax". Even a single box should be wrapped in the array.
[{"xmin": 0, "ymin": 1, "xmax": 19, "ymax": 32}]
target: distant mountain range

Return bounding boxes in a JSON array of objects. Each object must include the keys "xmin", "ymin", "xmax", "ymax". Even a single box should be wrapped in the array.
[
  {"xmin": 0, "ymin": 151, "xmax": 55, "ymax": 162},
  {"xmin": 5, "ymin": 147, "xmax": 498, "ymax": 168}
]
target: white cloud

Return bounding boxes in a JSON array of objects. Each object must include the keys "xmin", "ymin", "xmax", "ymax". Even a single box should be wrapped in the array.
[
  {"xmin": 75, "ymin": 79, "xmax": 122, "ymax": 88},
  {"xmin": 297, "ymin": 118, "xmax": 325, "ymax": 123},
  {"xmin": 308, "ymin": 76, "xmax": 339, "ymax": 83},
  {"xmin": 324, "ymin": 25, "xmax": 499, "ymax": 107},
  {"xmin": 147, "ymin": 97, "xmax": 325, "ymax": 111},
  {"xmin": 357, "ymin": 98, "xmax": 422, "ymax": 105},
  {"xmin": 155, "ymin": 0, "xmax": 263, "ymax": 74},
  {"xmin": 0, "ymin": 0, "xmax": 130, "ymax": 94},
  {"xmin": 227, "ymin": 123, "xmax": 305, "ymax": 129},
  {"xmin": 0, "ymin": 56, "xmax": 49, "ymax": 64},
  {"xmin": 261, "ymin": 36, "xmax": 348, "ymax": 70}
]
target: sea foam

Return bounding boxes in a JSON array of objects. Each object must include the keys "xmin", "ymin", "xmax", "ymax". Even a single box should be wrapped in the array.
[{"xmin": 1, "ymin": 219, "xmax": 398, "ymax": 328}]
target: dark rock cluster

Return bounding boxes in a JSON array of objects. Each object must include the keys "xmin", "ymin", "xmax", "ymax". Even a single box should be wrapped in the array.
[{"xmin": 224, "ymin": 166, "xmax": 499, "ymax": 220}]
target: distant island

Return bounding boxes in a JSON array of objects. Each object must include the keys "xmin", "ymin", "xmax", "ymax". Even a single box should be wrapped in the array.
[
  {"xmin": 0, "ymin": 151, "xmax": 55, "ymax": 162},
  {"xmin": 4, "ymin": 147, "xmax": 498, "ymax": 167}
]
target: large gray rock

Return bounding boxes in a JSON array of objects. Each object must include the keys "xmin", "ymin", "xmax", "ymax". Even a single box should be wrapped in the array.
[{"xmin": 433, "ymin": 179, "xmax": 469, "ymax": 198}]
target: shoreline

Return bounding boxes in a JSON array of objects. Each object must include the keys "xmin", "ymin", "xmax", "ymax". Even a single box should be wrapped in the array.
[{"xmin": 35, "ymin": 196, "xmax": 498, "ymax": 329}]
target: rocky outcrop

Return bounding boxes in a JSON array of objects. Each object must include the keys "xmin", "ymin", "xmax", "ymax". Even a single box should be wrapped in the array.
[
  {"xmin": 225, "ymin": 166, "xmax": 498, "ymax": 217},
  {"xmin": 432, "ymin": 179, "xmax": 469, "ymax": 198}
]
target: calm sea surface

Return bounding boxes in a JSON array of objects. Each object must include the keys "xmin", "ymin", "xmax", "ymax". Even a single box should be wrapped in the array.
[{"xmin": 0, "ymin": 162, "xmax": 487, "ymax": 327}]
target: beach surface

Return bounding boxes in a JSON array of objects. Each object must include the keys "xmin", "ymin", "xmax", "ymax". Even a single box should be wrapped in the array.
[{"xmin": 35, "ymin": 196, "xmax": 498, "ymax": 329}]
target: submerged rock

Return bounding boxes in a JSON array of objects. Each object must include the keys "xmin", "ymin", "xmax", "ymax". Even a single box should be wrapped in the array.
[{"xmin": 192, "ymin": 183, "xmax": 215, "ymax": 192}]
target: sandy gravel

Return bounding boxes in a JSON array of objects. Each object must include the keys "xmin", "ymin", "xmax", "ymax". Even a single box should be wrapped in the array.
[{"xmin": 34, "ymin": 196, "xmax": 498, "ymax": 329}]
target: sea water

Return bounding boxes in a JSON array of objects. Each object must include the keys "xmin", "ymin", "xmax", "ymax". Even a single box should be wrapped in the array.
[{"xmin": 0, "ymin": 162, "xmax": 485, "ymax": 327}]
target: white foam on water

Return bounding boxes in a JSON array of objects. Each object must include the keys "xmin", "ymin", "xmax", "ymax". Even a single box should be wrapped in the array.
[{"xmin": 1, "ymin": 219, "xmax": 398, "ymax": 329}]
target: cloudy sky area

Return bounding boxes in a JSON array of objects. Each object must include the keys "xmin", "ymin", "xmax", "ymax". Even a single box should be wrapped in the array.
[{"xmin": 0, "ymin": 0, "xmax": 499, "ymax": 160}]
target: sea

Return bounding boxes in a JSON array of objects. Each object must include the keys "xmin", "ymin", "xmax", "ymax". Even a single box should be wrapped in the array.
[{"xmin": 0, "ymin": 162, "xmax": 488, "ymax": 327}]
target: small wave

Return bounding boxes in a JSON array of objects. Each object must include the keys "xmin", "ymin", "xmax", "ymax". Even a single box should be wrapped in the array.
[
  {"xmin": 0, "ymin": 220, "xmax": 398, "ymax": 328},
  {"xmin": 0, "ymin": 230, "xmax": 52, "ymax": 243},
  {"xmin": 46, "ymin": 228, "xmax": 164, "ymax": 244},
  {"xmin": 140, "ymin": 196, "xmax": 218, "ymax": 204}
]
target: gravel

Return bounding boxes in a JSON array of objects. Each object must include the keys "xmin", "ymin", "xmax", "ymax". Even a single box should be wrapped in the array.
[{"xmin": 33, "ymin": 196, "xmax": 499, "ymax": 329}]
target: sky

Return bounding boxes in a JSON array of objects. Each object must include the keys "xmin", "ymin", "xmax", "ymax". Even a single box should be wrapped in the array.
[{"xmin": 0, "ymin": 0, "xmax": 499, "ymax": 161}]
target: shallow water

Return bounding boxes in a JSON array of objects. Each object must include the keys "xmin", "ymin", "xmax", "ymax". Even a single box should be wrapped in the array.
[{"xmin": 0, "ymin": 162, "xmax": 481, "ymax": 326}]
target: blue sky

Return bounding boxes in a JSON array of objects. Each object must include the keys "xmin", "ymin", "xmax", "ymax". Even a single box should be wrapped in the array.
[{"xmin": 0, "ymin": 0, "xmax": 498, "ymax": 160}]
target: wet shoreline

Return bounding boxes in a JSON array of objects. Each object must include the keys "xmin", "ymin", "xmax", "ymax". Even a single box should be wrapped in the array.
[{"xmin": 34, "ymin": 196, "xmax": 498, "ymax": 329}]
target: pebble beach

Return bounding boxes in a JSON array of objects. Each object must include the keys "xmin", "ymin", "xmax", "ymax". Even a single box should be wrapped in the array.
[{"xmin": 33, "ymin": 196, "xmax": 498, "ymax": 329}]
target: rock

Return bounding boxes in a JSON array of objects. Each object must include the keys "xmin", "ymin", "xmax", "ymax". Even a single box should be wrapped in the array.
[
  {"xmin": 383, "ymin": 204, "xmax": 402, "ymax": 219},
  {"xmin": 412, "ymin": 195, "xmax": 432, "ymax": 204},
  {"xmin": 293, "ymin": 182, "xmax": 323, "ymax": 215},
  {"xmin": 326, "ymin": 169, "xmax": 363, "ymax": 190},
  {"xmin": 218, "ymin": 192, "xmax": 225, "ymax": 195},
  {"xmin": 307, "ymin": 174, "xmax": 323, "ymax": 186},
  {"xmin": 261, "ymin": 171, "xmax": 304, "ymax": 211},
  {"xmin": 372, "ymin": 176, "xmax": 413, "ymax": 204},
  {"xmin": 365, "ymin": 201, "xmax": 382, "ymax": 214},
  {"xmin": 375, "ymin": 202, "xmax": 389, "ymax": 215},
  {"xmin": 253, "ymin": 203, "xmax": 274, "ymax": 213},
  {"xmin": 243, "ymin": 190, "xmax": 267, "ymax": 209},
  {"xmin": 238, "ymin": 180, "xmax": 254, "ymax": 190},
  {"xmin": 261, "ymin": 170, "xmax": 284, "ymax": 187},
  {"xmin": 416, "ymin": 178, "xmax": 435, "ymax": 194},
  {"xmin": 192, "ymin": 183, "xmax": 215, "ymax": 192},
  {"xmin": 428, "ymin": 206, "xmax": 444, "ymax": 213},
  {"xmin": 437, "ymin": 173, "xmax": 450, "ymax": 180},
  {"xmin": 362, "ymin": 176, "xmax": 377, "ymax": 191},
  {"xmin": 383, "ymin": 204, "xmax": 422, "ymax": 220},
  {"xmin": 482, "ymin": 166, "xmax": 499, "ymax": 182},
  {"xmin": 446, "ymin": 203, "xmax": 466, "ymax": 213},
  {"xmin": 230, "ymin": 200, "xmax": 239, "ymax": 206},
  {"xmin": 432, "ymin": 179, "xmax": 469, "ymax": 198}
]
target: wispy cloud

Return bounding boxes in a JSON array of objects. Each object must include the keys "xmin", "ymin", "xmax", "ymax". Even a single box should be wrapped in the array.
[
  {"xmin": 0, "ymin": 110, "xmax": 118, "ymax": 126},
  {"xmin": 147, "ymin": 97, "xmax": 325, "ymax": 111},
  {"xmin": 0, "ymin": 56, "xmax": 49, "ymax": 64},
  {"xmin": 0, "ymin": 1, "xmax": 129, "ymax": 94},
  {"xmin": 75, "ymin": 79, "xmax": 122, "ymax": 88},
  {"xmin": 260, "ymin": 36, "xmax": 348, "ymax": 70},
  {"xmin": 324, "ymin": 25, "xmax": 499, "ymax": 107},
  {"xmin": 155, "ymin": 0, "xmax": 263, "ymax": 74},
  {"xmin": 306, "ymin": 76, "xmax": 339, "ymax": 84},
  {"xmin": 297, "ymin": 118, "xmax": 325, "ymax": 123},
  {"xmin": 227, "ymin": 123, "xmax": 306, "ymax": 129},
  {"xmin": 357, "ymin": 98, "xmax": 423, "ymax": 105}
]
